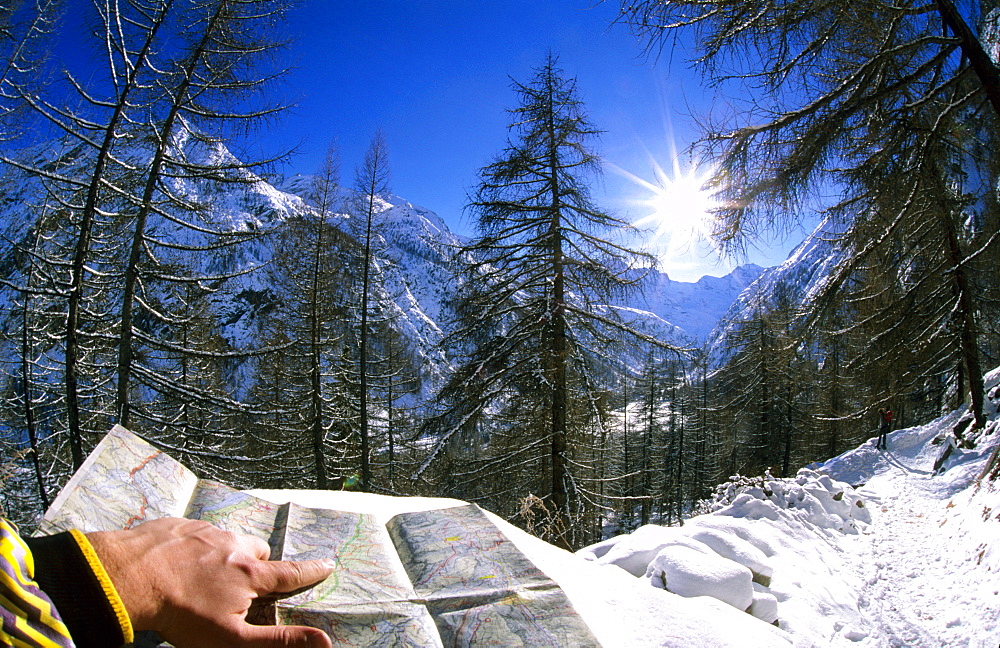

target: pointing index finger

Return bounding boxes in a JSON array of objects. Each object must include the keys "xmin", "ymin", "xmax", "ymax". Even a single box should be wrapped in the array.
[{"xmin": 258, "ymin": 558, "xmax": 337, "ymax": 596}]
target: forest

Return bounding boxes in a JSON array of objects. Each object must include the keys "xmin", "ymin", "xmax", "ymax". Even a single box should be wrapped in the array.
[{"xmin": 1, "ymin": 0, "xmax": 999, "ymax": 552}]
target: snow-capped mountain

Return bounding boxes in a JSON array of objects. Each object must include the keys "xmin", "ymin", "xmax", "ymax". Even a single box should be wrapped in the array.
[
  {"xmin": 271, "ymin": 173, "xmax": 764, "ymax": 375},
  {"xmin": 633, "ymin": 264, "xmax": 765, "ymax": 344},
  {"xmin": 233, "ymin": 168, "xmax": 770, "ymax": 382}
]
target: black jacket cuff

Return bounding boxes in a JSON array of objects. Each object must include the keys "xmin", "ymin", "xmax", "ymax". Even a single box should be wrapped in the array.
[{"xmin": 26, "ymin": 531, "xmax": 130, "ymax": 648}]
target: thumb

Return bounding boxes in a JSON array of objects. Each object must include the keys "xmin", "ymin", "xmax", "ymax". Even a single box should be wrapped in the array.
[
  {"xmin": 259, "ymin": 558, "xmax": 336, "ymax": 595},
  {"xmin": 240, "ymin": 623, "xmax": 332, "ymax": 648}
]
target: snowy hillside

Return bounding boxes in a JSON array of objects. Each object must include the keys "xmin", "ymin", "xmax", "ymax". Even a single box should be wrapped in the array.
[
  {"xmin": 571, "ymin": 368, "xmax": 1000, "ymax": 647},
  {"xmin": 704, "ymin": 218, "xmax": 846, "ymax": 360}
]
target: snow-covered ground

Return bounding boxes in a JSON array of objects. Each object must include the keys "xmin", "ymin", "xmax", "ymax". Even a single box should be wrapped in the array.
[
  {"xmin": 255, "ymin": 371, "xmax": 1000, "ymax": 647},
  {"xmin": 818, "ymin": 410, "xmax": 1000, "ymax": 647},
  {"xmin": 574, "ymin": 369, "xmax": 1000, "ymax": 647}
]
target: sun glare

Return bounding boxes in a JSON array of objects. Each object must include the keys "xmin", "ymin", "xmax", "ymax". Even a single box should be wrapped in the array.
[{"xmin": 619, "ymin": 158, "xmax": 720, "ymax": 258}]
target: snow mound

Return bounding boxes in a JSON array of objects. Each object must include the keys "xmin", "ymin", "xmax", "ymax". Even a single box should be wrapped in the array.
[
  {"xmin": 706, "ymin": 468, "xmax": 872, "ymax": 534},
  {"xmin": 578, "ymin": 524, "xmax": 687, "ymax": 577},
  {"xmin": 643, "ymin": 539, "xmax": 754, "ymax": 611},
  {"xmin": 580, "ymin": 468, "xmax": 866, "ymax": 623},
  {"xmin": 725, "ymin": 469, "xmax": 871, "ymax": 533}
]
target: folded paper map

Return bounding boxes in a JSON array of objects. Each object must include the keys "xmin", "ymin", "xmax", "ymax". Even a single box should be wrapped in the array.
[{"xmin": 39, "ymin": 425, "xmax": 601, "ymax": 647}]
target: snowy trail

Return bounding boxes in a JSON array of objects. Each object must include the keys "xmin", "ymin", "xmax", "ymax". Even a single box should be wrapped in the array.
[
  {"xmin": 857, "ymin": 470, "xmax": 956, "ymax": 645},
  {"xmin": 849, "ymin": 418, "xmax": 996, "ymax": 647}
]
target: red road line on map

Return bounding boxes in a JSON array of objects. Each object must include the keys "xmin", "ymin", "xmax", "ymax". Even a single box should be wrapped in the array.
[
  {"xmin": 124, "ymin": 495, "xmax": 149, "ymax": 529},
  {"xmin": 119, "ymin": 450, "xmax": 160, "ymax": 528},
  {"xmin": 129, "ymin": 451, "xmax": 162, "ymax": 480}
]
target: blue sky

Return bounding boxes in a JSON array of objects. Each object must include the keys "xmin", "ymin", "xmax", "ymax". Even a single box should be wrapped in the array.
[{"xmin": 270, "ymin": 2, "xmax": 806, "ymax": 281}]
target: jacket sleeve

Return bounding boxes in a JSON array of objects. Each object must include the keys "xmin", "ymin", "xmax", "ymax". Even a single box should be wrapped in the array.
[
  {"xmin": 1, "ymin": 518, "xmax": 75, "ymax": 647},
  {"xmin": 2, "ymin": 518, "xmax": 134, "ymax": 648}
]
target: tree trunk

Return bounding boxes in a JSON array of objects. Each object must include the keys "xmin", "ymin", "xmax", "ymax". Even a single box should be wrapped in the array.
[
  {"xmin": 940, "ymin": 205, "xmax": 986, "ymax": 429},
  {"xmin": 20, "ymin": 259, "xmax": 48, "ymax": 510},
  {"xmin": 69, "ymin": 0, "xmax": 170, "ymax": 464},
  {"xmin": 115, "ymin": 0, "xmax": 200, "ymax": 428},
  {"xmin": 359, "ymin": 193, "xmax": 373, "ymax": 490},
  {"xmin": 935, "ymin": 0, "xmax": 1000, "ymax": 118},
  {"xmin": 547, "ymin": 85, "xmax": 570, "ymax": 547},
  {"xmin": 311, "ymin": 211, "xmax": 328, "ymax": 489}
]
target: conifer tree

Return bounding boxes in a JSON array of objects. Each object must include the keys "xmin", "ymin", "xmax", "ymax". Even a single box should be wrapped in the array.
[
  {"xmin": 0, "ymin": 0, "xmax": 69, "ymax": 499},
  {"xmin": 0, "ymin": 0, "xmax": 297, "ymax": 517},
  {"xmin": 419, "ymin": 54, "xmax": 663, "ymax": 549},
  {"xmin": 250, "ymin": 144, "xmax": 354, "ymax": 488},
  {"xmin": 351, "ymin": 130, "xmax": 391, "ymax": 491},
  {"xmin": 685, "ymin": 350, "xmax": 718, "ymax": 508},
  {"xmin": 367, "ymin": 313, "xmax": 420, "ymax": 490},
  {"xmin": 113, "ymin": 0, "xmax": 296, "ymax": 433},
  {"xmin": 43, "ymin": 0, "xmax": 175, "ymax": 467},
  {"xmin": 0, "ymin": 0, "xmax": 64, "ymax": 141},
  {"xmin": 637, "ymin": 354, "xmax": 664, "ymax": 526},
  {"xmin": 306, "ymin": 146, "xmax": 344, "ymax": 488},
  {"xmin": 715, "ymin": 293, "xmax": 799, "ymax": 477},
  {"xmin": 657, "ymin": 357, "xmax": 687, "ymax": 525}
]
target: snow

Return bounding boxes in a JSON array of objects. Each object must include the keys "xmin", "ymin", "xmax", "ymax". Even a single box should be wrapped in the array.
[
  {"xmin": 581, "ymin": 389, "xmax": 1000, "ymax": 647},
  {"xmin": 643, "ymin": 538, "xmax": 754, "ymax": 610},
  {"xmin": 253, "ymin": 384, "xmax": 1000, "ymax": 647}
]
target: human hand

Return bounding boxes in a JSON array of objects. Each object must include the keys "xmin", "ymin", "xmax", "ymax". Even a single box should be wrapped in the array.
[{"xmin": 86, "ymin": 517, "xmax": 335, "ymax": 648}]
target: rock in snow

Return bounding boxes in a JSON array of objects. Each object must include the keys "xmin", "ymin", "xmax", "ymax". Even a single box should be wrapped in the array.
[{"xmin": 643, "ymin": 540, "xmax": 754, "ymax": 611}]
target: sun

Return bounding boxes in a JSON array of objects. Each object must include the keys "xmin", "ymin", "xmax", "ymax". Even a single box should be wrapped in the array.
[{"xmin": 618, "ymin": 158, "xmax": 720, "ymax": 257}]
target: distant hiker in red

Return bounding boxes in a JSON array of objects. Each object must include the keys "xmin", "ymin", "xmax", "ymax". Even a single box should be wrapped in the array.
[{"xmin": 877, "ymin": 408, "xmax": 893, "ymax": 450}]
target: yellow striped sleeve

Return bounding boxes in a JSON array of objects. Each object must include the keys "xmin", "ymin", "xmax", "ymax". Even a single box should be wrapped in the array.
[{"xmin": 0, "ymin": 519, "xmax": 74, "ymax": 648}]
